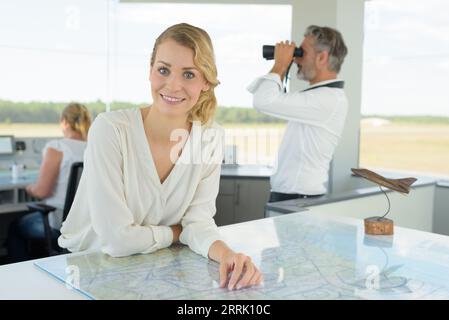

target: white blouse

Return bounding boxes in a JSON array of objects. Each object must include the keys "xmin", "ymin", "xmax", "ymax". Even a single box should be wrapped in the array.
[
  {"xmin": 43, "ymin": 138, "xmax": 87, "ymax": 229},
  {"xmin": 58, "ymin": 108, "xmax": 225, "ymax": 259}
]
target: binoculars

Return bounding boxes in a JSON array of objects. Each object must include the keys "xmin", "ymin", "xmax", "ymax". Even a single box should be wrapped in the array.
[{"xmin": 262, "ymin": 45, "xmax": 303, "ymax": 60}]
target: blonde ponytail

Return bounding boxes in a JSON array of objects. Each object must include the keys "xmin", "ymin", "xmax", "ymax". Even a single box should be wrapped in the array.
[{"xmin": 61, "ymin": 102, "xmax": 92, "ymax": 140}]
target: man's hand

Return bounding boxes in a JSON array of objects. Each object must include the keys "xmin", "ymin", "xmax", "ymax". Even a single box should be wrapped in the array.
[{"xmin": 270, "ymin": 41, "xmax": 297, "ymax": 80}]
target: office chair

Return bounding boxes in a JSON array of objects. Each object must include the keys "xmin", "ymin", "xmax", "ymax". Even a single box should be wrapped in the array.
[{"xmin": 26, "ymin": 162, "xmax": 83, "ymax": 256}]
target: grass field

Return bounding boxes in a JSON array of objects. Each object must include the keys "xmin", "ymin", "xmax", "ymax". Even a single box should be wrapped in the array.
[
  {"xmin": 359, "ymin": 122, "xmax": 449, "ymax": 177},
  {"xmin": 1, "ymin": 121, "xmax": 448, "ymax": 177}
]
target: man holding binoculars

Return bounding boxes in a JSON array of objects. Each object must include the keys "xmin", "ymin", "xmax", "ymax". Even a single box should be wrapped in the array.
[{"xmin": 247, "ymin": 25, "xmax": 348, "ymax": 202}]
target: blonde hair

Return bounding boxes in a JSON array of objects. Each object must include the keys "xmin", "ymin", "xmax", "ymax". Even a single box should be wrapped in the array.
[
  {"xmin": 150, "ymin": 23, "xmax": 219, "ymax": 125},
  {"xmin": 61, "ymin": 102, "xmax": 92, "ymax": 140}
]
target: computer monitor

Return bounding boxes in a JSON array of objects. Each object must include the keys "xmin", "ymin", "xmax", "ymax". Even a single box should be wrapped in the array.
[{"xmin": 0, "ymin": 136, "xmax": 14, "ymax": 155}]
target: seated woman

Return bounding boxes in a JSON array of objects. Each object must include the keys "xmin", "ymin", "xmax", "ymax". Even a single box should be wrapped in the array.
[
  {"xmin": 58, "ymin": 23, "xmax": 263, "ymax": 290},
  {"xmin": 7, "ymin": 102, "xmax": 91, "ymax": 263}
]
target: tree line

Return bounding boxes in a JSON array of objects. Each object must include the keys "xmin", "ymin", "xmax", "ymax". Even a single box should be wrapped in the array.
[
  {"xmin": 1, "ymin": 99, "xmax": 448, "ymax": 124},
  {"xmin": 0, "ymin": 99, "xmax": 286, "ymax": 124}
]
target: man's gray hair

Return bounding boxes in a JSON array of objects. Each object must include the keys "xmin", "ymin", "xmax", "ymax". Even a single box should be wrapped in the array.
[{"xmin": 304, "ymin": 25, "xmax": 348, "ymax": 73}]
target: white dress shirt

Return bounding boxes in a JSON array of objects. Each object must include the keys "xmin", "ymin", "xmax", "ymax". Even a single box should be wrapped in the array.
[
  {"xmin": 58, "ymin": 108, "xmax": 224, "ymax": 258},
  {"xmin": 247, "ymin": 73, "xmax": 348, "ymax": 195}
]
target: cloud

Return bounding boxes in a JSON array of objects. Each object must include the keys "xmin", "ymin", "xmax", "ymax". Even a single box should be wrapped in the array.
[
  {"xmin": 117, "ymin": 3, "xmax": 290, "ymax": 31},
  {"xmin": 365, "ymin": 0, "xmax": 449, "ymax": 47}
]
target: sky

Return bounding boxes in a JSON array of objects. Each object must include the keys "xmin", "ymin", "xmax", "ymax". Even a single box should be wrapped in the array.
[
  {"xmin": 0, "ymin": 0, "xmax": 448, "ymax": 116},
  {"xmin": 362, "ymin": 0, "xmax": 449, "ymax": 116}
]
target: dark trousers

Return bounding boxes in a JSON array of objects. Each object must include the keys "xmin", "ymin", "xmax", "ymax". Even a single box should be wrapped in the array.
[
  {"xmin": 6, "ymin": 211, "xmax": 60, "ymax": 263},
  {"xmin": 268, "ymin": 191, "xmax": 324, "ymax": 203}
]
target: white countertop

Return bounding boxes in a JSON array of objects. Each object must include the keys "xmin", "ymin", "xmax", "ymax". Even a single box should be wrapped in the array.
[
  {"xmin": 3, "ymin": 210, "xmax": 449, "ymax": 299},
  {"xmin": 220, "ymin": 164, "xmax": 272, "ymax": 178},
  {"xmin": 0, "ymin": 255, "xmax": 85, "ymax": 299}
]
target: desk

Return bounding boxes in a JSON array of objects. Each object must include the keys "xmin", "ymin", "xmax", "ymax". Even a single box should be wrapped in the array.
[
  {"xmin": 2, "ymin": 211, "xmax": 449, "ymax": 299},
  {"xmin": 0, "ymin": 172, "xmax": 38, "ymax": 188},
  {"xmin": 0, "ymin": 171, "xmax": 38, "ymax": 214},
  {"xmin": 220, "ymin": 164, "xmax": 272, "ymax": 179}
]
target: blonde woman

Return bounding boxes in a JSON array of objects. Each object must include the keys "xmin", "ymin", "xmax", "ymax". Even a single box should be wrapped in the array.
[
  {"xmin": 58, "ymin": 23, "xmax": 263, "ymax": 291},
  {"xmin": 7, "ymin": 102, "xmax": 91, "ymax": 262}
]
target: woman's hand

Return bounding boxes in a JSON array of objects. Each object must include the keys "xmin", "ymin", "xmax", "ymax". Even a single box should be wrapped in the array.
[
  {"xmin": 208, "ymin": 240, "xmax": 263, "ymax": 290},
  {"xmin": 219, "ymin": 250, "xmax": 263, "ymax": 290},
  {"xmin": 170, "ymin": 224, "xmax": 183, "ymax": 243}
]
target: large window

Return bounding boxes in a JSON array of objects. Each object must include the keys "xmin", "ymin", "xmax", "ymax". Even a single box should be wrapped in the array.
[
  {"xmin": 111, "ymin": 2, "xmax": 291, "ymax": 165},
  {"xmin": 1, "ymin": 0, "xmax": 290, "ymax": 165},
  {"xmin": 361, "ymin": 0, "xmax": 449, "ymax": 178},
  {"xmin": 0, "ymin": 0, "xmax": 108, "ymax": 137}
]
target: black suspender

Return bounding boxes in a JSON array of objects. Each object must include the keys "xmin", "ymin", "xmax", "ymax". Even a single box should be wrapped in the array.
[{"xmin": 302, "ymin": 81, "xmax": 345, "ymax": 92}]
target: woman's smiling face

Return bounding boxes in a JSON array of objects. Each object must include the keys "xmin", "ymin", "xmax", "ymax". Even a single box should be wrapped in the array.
[{"xmin": 150, "ymin": 39, "xmax": 209, "ymax": 119}]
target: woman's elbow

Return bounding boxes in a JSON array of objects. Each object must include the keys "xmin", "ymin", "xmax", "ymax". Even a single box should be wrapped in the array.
[
  {"xmin": 103, "ymin": 247, "xmax": 130, "ymax": 258},
  {"xmin": 98, "ymin": 230, "xmax": 156, "ymax": 258},
  {"xmin": 32, "ymin": 187, "xmax": 53, "ymax": 199},
  {"xmin": 101, "ymin": 241, "xmax": 136, "ymax": 257},
  {"xmin": 102, "ymin": 243, "xmax": 158, "ymax": 258}
]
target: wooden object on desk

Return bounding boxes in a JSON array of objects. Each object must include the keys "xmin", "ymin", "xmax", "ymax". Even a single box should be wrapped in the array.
[
  {"xmin": 351, "ymin": 168, "xmax": 417, "ymax": 236},
  {"xmin": 364, "ymin": 216, "xmax": 394, "ymax": 235},
  {"xmin": 351, "ymin": 168, "xmax": 417, "ymax": 194}
]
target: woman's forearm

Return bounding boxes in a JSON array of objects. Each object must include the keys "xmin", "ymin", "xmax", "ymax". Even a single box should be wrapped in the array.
[
  {"xmin": 26, "ymin": 183, "xmax": 51, "ymax": 199},
  {"xmin": 208, "ymin": 240, "xmax": 234, "ymax": 263},
  {"xmin": 170, "ymin": 224, "xmax": 182, "ymax": 243}
]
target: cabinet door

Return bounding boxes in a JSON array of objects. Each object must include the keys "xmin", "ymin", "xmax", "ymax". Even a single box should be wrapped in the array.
[
  {"xmin": 234, "ymin": 178, "xmax": 270, "ymax": 224},
  {"xmin": 215, "ymin": 179, "xmax": 235, "ymax": 226},
  {"xmin": 215, "ymin": 194, "xmax": 235, "ymax": 226}
]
